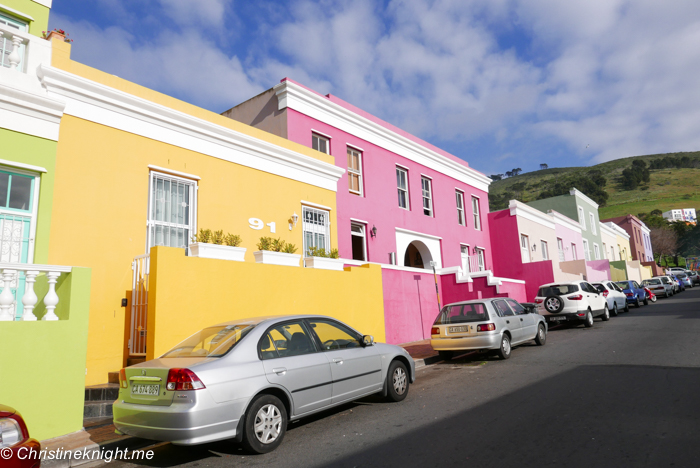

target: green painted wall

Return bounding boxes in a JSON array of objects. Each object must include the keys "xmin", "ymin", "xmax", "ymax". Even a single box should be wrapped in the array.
[
  {"xmin": 0, "ymin": 0, "xmax": 50, "ymax": 36},
  {"xmin": 527, "ymin": 195, "xmax": 575, "ymax": 220},
  {"xmin": 1, "ymin": 128, "xmax": 57, "ymax": 264},
  {"xmin": 0, "ymin": 267, "xmax": 91, "ymax": 441}
]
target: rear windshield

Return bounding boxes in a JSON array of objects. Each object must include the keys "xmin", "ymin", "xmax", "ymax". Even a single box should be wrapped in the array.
[
  {"xmin": 537, "ymin": 284, "xmax": 579, "ymax": 296},
  {"xmin": 162, "ymin": 324, "xmax": 255, "ymax": 358},
  {"xmin": 677, "ymin": 273, "xmax": 687, "ymax": 278},
  {"xmin": 643, "ymin": 279, "xmax": 661, "ymax": 285},
  {"xmin": 593, "ymin": 284, "xmax": 606, "ymax": 293},
  {"xmin": 615, "ymin": 282, "xmax": 631, "ymax": 290},
  {"xmin": 434, "ymin": 303, "xmax": 489, "ymax": 325}
]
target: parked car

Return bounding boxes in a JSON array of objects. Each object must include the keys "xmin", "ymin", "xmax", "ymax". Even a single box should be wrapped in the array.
[
  {"xmin": 0, "ymin": 404, "xmax": 41, "ymax": 468},
  {"xmin": 535, "ymin": 281, "xmax": 609, "ymax": 327},
  {"xmin": 676, "ymin": 272, "xmax": 693, "ymax": 288},
  {"xmin": 665, "ymin": 267, "xmax": 686, "ymax": 276},
  {"xmin": 671, "ymin": 274, "xmax": 686, "ymax": 292},
  {"xmin": 592, "ymin": 281, "xmax": 628, "ymax": 316},
  {"xmin": 688, "ymin": 271, "xmax": 700, "ymax": 286},
  {"xmin": 615, "ymin": 280, "xmax": 648, "ymax": 307},
  {"xmin": 643, "ymin": 278, "xmax": 671, "ymax": 298},
  {"xmin": 652, "ymin": 276, "xmax": 676, "ymax": 297},
  {"xmin": 430, "ymin": 298, "xmax": 547, "ymax": 361},
  {"xmin": 113, "ymin": 315, "xmax": 414, "ymax": 454}
]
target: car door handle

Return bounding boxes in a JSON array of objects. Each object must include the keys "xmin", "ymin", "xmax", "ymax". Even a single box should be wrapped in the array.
[
  {"xmin": 332, "ymin": 358, "xmax": 343, "ymax": 365},
  {"xmin": 520, "ymin": 318, "xmax": 524, "ymax": 321},
  {"xmin": 506, "ymin": 320, "xmax": 510, "ymax": 324},
  {"xmin": 272, "ymin": 367, "xmax": 287, "ymax": 375}
]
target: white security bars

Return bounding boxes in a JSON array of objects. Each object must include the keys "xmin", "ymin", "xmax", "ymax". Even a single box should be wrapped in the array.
[
  {"xmin": 147, "ymin": 172, "xmax": 196, "ymax": 254},
  {"xmin": 0, "ymin": 264, "xmax": 72, "ymax": 321},
  {"xmin": 302, "ymin": 206, "xmax": 330, "ymax": 255}
]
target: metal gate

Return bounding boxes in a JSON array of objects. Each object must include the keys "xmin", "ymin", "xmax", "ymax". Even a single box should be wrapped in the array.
[{"xmin": 129, "ymin": 254, "xmax": 149, "ymax": 356}]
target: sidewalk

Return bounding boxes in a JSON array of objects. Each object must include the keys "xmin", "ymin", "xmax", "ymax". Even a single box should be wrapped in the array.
[{"xmin": 400, "ymin": 339, "xmax": 442, "ymax": 368}]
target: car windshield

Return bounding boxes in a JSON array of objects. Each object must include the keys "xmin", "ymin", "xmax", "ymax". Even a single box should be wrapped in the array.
[
  {"xmin": 643, "ymin": 279, "xmax": 661, "ymax": 285},
  {"xmin": 537, "ymin": 284, "xmax": 579, "ymax": 296},
  {"xmin": 615, "ymin": 282, "xmax": 632, "ymax": 290},
  {"xmin": 434, "ymin": 303, "xmax": 489, "ymax": 325},
  {"xmin": 162, "ymin": 324, "xmax": 255, "ymax": 358},
  {"xmin": 593, "ymin": 284, "xmax": 606, "ymax": 293},
  {"xmin": 677, "ymin": 273, "xmax": 687, "ymax": 278}
]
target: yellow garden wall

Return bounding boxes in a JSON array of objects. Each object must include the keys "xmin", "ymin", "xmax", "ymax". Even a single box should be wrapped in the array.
[
  {"xmin": 147, "ymin": 247, "xmax": 385, "ymax": 359},
  {"xmin": 610, "ymin": 265, "xmax": 627, "ymax": 281}
]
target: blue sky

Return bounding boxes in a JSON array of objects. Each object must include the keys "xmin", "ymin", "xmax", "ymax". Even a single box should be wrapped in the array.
[{"xmin": 50, "ymin": 0, "xmax": 700, "ymax": 177}]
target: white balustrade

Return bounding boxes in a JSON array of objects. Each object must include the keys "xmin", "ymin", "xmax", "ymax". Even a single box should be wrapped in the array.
[
  {"xmin": 0, "ymin": 264, "xmax": 72, "ymax": 321},
  {"xmin": 0, "ymin": 24, "xmax": 52, "ymax": 76}
]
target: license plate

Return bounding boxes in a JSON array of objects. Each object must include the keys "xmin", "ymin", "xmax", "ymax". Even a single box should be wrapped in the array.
[
  {"xmin": 132, "ymin": 384, "xmax": 160, "ymax": 395},
  {"xmin": 449, "ymin": 326, "xmax": 469, "ymax": 333},
  {"xmin": 549, "ymin": 316, "xmax": 566, "ymax": 321}
]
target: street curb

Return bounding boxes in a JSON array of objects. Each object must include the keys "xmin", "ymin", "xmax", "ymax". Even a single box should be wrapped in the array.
[{"xmin": 413, "ymin": 355, "xmax": 443, "ymax": 368}]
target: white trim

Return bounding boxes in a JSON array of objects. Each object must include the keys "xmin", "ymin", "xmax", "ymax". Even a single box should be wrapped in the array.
[
  {"xmin": 395, "ymin": 163, "xmax": 410, "ymax": 171},
  {"xmin": 604, "ymin": 221, "xmax": 631, "ymax": 240},
  {"xmin": 346, "ymin": 143, "xmax": 364, "ymax": 152},
  {"xmin": 147, "ymin": 165, "xmax": 200, "ymax": 181},
  {"xmin": 349, "ymin": 217, "xmax": 368, "ymax": 224},
  {"xmin": 37, "ymin": 66, "xmax": 345, "ymax": 191},
  {"xmin": 0, "ymin": 263, "xmax": 71, "ymax": 272},
  {"xmin": 475, "ymin": 245, "xmax": 486, "ymax": 251},
  {"xmin": 394, "ymin": 227, "xmax": 442, "ymax": 241},
  {"xmin": 0, "ymin": 82, "xmax": 65, "ymax": 141},
  {"xmin": 419, "ymin": 173, "xmax": 432, "ymax": 179},
  {"xmin": 274, "ymin": 80, "xmax": 492, "ymax": 192},
  {"xmin": 509, "ymin": 200, "xmax": 555, "ymax": 230},
  {"xmin": 599, "ymin": 221, "xmax": 617, "ymax": 238},
  {"xmin": 0, "ymin": 159, "xmax": 46, "ymax": 173},
  {"xmin": 310, "ymin": 129, "xmax": 332, "ymax": 139},
  {"xmin": 380, "ymin": 263, "xmax": 437, "ymax": 274},
  {"xmin": 0, "ymin": 3, "xmax": 34, "ymax": 22},
  {"xmin": 300, "ymin": 200, "xmax": 332, "ymax": 211},
  {"xmin": 31, "ymin": 0, "xmax": 52, "ymax": 8},
  {"xmin": 640, "ymin": 223, "xmax": 651, "ymax": 235},
  {"xmin": 547, "ymin": 210, "xmax": 582, "ymax": 233},
  {"xmin": 570, "ymin": 188, "xmax": 599, "ymax": 209}
]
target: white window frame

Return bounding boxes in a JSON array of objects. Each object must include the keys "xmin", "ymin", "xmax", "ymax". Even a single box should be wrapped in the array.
[
  {"xmin": 583, "ymin": 239, "xmax": 590, "ymax": 261},
  {"xmin": 594, "ymin": 243, "xmax": 600, "ymax": 260},
  {"xmin": 347, "ymin": 146, "xmax": 363, "ymax": 196},
  {"xmin": 590, "ymin": 213, "xmax": 596, "ymax": 234},
  {"xmin": 472, "ymin": 196, "xmax": 481, "ymax": 230},
  {"xmin": 350, "ymin": 222, "xmax": 367, "ymax": 261},
  {"xmin": 456, "ymin": 190, "xmax": 465, "ymax": 226},
  {"xmin": 610, "ymin": 245, "xmax": 615, "ymax": 261},
  {"xmin": 302, "ymin": 205, "xmax": 330, "ymax": 255},
  {"xmin": 520, "ymin": 234, "xmax": 530, "ymax": 264},
  {"xmin": 311, "ymin": 132, "xmax": 330, "ymax": 154},
  {"xmin": 476, "ymin": 248, "xmax": 485, "ymax": 272},
  {"xmin": 396, "ymin": 167, "xmax": 409, "ymax": 210},
  {"xmin": 571, "ymin": 243, "xmax": 577, "ymax": 260},
  {"xmin": 578, "ymin": 206, "xmax": 586, "ymax": 230},
  {"xmin": 0, "ymin": 165, "xmax": 41, "ymax": 264},
  {"xmin": 147, "ymin": 171, "xmax": 197, "ymax": 255},
  {"xmin": 421, "ymin": 176, "xmax": 433, "ymax": 217},
  {"xmin": 541, "ymin": 240, "xmax": 549, "ymax": 261},
  {"xmin": 460, "ymin": 244, "xmax": 470, "ymax": 273},
  {"xmin": 557, "ymin": 238, "xmax": 565, "ymax": 262}
]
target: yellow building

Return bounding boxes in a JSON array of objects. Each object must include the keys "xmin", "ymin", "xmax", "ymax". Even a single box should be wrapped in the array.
[{"xmin": 40, "ymin": 40, "xmax": 389, "ymax": 386}]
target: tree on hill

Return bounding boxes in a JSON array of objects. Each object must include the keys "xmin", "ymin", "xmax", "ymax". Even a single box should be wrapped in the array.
[
  {"xmin": 540, "ymin": 163, "xmax": 548, "ymax": 170},
  {"xmin": 649, "ymin": 154, "xmax": 700, "ymax": 170},
  {"xmin": 621, "ymin": 160, "xmax": 650, "ymax": 190},
  {"xmin": 505, "ymin": 171, "xmax": 513, "ymax": 178},
  {"xmin": 650, "ymin": 228, "xmax": 677, "ymax": 267},
  {"xmin": 489, "ymin": 174, "xmax": 503, "ymax": 181},
  {"xmin": 535, "ymin": 169, "xmax": 609, "ymax": 206},
  {"xmin": 511, "ymin": 168, "xmax": 523, "ymax": 176}
]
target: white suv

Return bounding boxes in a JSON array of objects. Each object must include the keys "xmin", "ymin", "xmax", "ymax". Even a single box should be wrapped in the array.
[{"xmin": 535, "ymin": 281, "xmax": 609, "ymax": 327}]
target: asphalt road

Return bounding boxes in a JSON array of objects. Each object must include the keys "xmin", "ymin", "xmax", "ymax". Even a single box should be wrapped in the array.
[{"xmin": 113, "ymin": 288, "xmax": 700, "ymax": 468}]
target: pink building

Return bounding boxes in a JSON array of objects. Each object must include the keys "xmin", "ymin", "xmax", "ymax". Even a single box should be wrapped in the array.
[{"xmin": 225, "ymin": 78, "xmax": 526, "ymax": 343}]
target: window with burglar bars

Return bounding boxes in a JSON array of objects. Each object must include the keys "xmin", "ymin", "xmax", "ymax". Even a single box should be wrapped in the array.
[
  {"xmin": 421, "ymin": 176, "xmax": 432, "ymax": 216},
  {"xmin": 0, "ymin": 13, "xmax": 27, "ymax": 70},
  {"xmin": 147, "ymin": 172, "xmax": 196, "ymax": 253},
  {"xmin": 302, "ymin": 206, "xmax": 330, "ymax": 255}
]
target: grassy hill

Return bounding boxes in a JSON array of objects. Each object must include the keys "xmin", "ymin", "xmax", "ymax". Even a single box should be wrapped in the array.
[{"xmin": 488, "ymin": 151, "xmax": 700, "ymax": 219}]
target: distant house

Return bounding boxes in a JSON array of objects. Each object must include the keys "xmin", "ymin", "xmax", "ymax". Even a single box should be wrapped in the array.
[{"xmin": 662, "ymin": 208, "xmax": 697, "ymax": 224}]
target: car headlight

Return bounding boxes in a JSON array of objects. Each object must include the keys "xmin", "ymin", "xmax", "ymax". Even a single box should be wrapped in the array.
[{"xmin": 0, "ymin": 418, "xmax": 23, "ymax": 448}]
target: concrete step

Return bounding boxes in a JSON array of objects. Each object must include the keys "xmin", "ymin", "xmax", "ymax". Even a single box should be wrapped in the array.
[
  {"xmin": 83, "ymin": 401, "xmax": 113, "ymax": 419},
  {"xmin": 85, "ymin": 384, "xmax": 119, "ymax": 402}
]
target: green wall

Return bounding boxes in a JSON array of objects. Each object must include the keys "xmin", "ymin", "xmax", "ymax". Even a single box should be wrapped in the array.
[
  {"xmin": 1, "ymin": 128, "xmax": 57, "ymax": 264},
  {"xmin": 0, "ymin": 0, "xmax": 50, "ymax": 36},
  {"xmin": 0, "ymin": 267, "xmax": 91, "ymax": 441}
]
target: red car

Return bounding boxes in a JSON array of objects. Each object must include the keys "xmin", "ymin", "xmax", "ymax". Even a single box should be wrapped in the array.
[{"xmin": 0, "ymin": 405, "xmax": 41, "ymax": 468}]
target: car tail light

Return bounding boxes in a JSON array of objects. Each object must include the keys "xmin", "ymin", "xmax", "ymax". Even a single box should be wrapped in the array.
[
  {"xmin": 626, "ymin": 293, "xmax": 633, "ymax": 297},
  {"xmin": 166, "ymin": 368, "xmax": 206, "ymax": 391},
  {"xmin": 119, "ymin": 368, "xmax": 127, "ymax": 389},
  {"xmin": 577, "ymin": 313, "xmax": 586, "ymax": 317},
  {"xmin": 568, "ymin": 294, "xmax": 583, "ymax": 300},
  {"xmin": 477, "ymin": 323, "xmax": 496, "ymax": 332},
  {"xmin": 602, "ymin": 291, "xmax": 609, "ymax": 297},
  {"xmin": 431, "ymin": 327, "xmax": 441, "ymax": 336},
  {"xmin": 534, "ymin": 298, "xmax": 543, "ymax": 304}
]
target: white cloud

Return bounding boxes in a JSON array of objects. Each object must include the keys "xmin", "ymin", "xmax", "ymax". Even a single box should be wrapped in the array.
[{"xmin": 158, "ymin": 0, "xmax": 229, "ymax": 30}]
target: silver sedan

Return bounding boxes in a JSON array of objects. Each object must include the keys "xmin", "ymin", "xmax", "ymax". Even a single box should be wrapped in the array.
[
  {"xmin": 113, "ymin": 315, "xmax": 415, "ymax": 454},
  {"xmin": 430, "ymin": 298, "xmax": 548, "ymax": 360}
]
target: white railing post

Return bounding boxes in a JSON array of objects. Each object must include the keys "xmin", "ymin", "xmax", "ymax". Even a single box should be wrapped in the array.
[
  {"xmin": 8, "ymin": 34, "xmax": 22, "ymax": 70},
  {"xmin": 21, "ymin": 270, "xmax": 39, "ymax": 321},
  {"xmin": 41, "ymin": 271, "xmax": 61, "ymax": 321},
  {"xmin": 0, "ymin": 270, "xmax": 17, "ymax": 321}
]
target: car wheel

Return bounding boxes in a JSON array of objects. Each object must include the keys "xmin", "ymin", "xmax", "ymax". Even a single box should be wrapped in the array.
[
  {"xmin": 438, "ymin": 351, "xmax": 454, "ymax": 361},
  {"xmin": 611, "ymin": 303, "xmax": 618, "ymax": 317},
  {"xmin": 650, "ymin": 295, "xmax": 657, "ymax": 303},
  {"xmin": 534, "ymin": 324, "xmax": 546, "ymax": 346},
  {"xmin": 624, "ymin": 302, "xmax": 630, "ymax": 313},
  {"xmin": 544, "ymin": 295, "xmax": 565, "ymax": 313},
  {"xmin": 584, "ymin": 311, "xmax": 594, "ymax": 328},
  {"xmin": 386, "ymin": 360, "xmax": 409, "ymax": 402},
  {"xmin": 635, "ymin": 297, "xmax": 641, "ymax": 308},
  {"xmin": 601, "ymin": 305, "xmax": 610, "ymax": 321},
  {"xmin": 643, "ymin": 295, "xmax": 649, "ymax": 306},
  {"xmin": 497, "ymin": 334, "xmax": 512, "ymax": 359},
  {"xmin": 242, "ymin": 394, "xmax": 287, "ymax": 454}
]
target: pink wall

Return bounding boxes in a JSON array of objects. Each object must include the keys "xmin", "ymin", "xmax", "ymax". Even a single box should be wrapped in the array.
[
  {"xmin": 382, "ymin": 268, "xmax": 442, "ymax": 345},
  {"xmin": 553, "ymin": 219, "xmax": 585, "ymax": 262},
  {"xmin": 586, "ymin": 260, "xmax": 611, "ymax": 282},
  {"xmin": 286, "ymin": 108, "xmax": 493, "ymax": 270}
]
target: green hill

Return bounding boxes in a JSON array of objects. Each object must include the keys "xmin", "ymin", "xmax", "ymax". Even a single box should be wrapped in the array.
[{"xmin": 488, "ymin": 151, "xmax": 700, "ymax": 219}]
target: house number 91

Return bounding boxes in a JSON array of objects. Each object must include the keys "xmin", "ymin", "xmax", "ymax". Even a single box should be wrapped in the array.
[{"xmin": 249, "ymin": 218, "xmax": 276, "ymax": 233}]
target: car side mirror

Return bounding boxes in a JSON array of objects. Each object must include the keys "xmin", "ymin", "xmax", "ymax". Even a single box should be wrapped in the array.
[{"xmin": 361, "ymin": 335, "xmax": 374, "ymax": 347}]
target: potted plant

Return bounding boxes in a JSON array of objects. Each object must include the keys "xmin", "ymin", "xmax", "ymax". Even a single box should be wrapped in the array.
[
  {"xmin": 43, "ymin": 29, "xmax": 73, "ymax": 43},
  {"xmin": 253, "ymin": 237, "xmax": 301, "ymax": 267},
  {"xmin": 189, "ymin": 229, "xmax": 246, "ymax": 261},
  {"xmin": 304, "ymin": 247, "xmax": 344, "ymax": 271}
]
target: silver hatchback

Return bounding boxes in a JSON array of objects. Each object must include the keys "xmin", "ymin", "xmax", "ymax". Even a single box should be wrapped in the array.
[
  {"xmin": 430, "ymin": 298, "xmax": 548, "ymax": 360},
  {"xmin": 113, "ymin": 315, "xmax": 415, "ymax": 454}
]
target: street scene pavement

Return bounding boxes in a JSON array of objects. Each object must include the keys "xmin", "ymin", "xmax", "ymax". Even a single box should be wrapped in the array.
[{"xmin": 112, "ymin": 288, "xmax": 700, "ymax": 468}]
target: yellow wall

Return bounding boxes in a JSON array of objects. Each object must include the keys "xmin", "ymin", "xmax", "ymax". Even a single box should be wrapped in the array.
[
  {"xmin": 148, "ymin": 247, "xmax": 385, "ymax": 359},
  {"xmin": 616, "ymin": 234, "xmax": 632, "ymax": 261},
  {"xmin": 47, "ymin": 43, "xmax": 342, "ymax": 385},
  {"xmin": 610, "ymin": 265, "xmax": 627, "ymax": 281}
]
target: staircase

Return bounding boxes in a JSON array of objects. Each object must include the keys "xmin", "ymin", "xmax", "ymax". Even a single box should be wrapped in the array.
[{"xmin": 83, "ymin": 384, "xmax": 118, "ymax": 422}]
